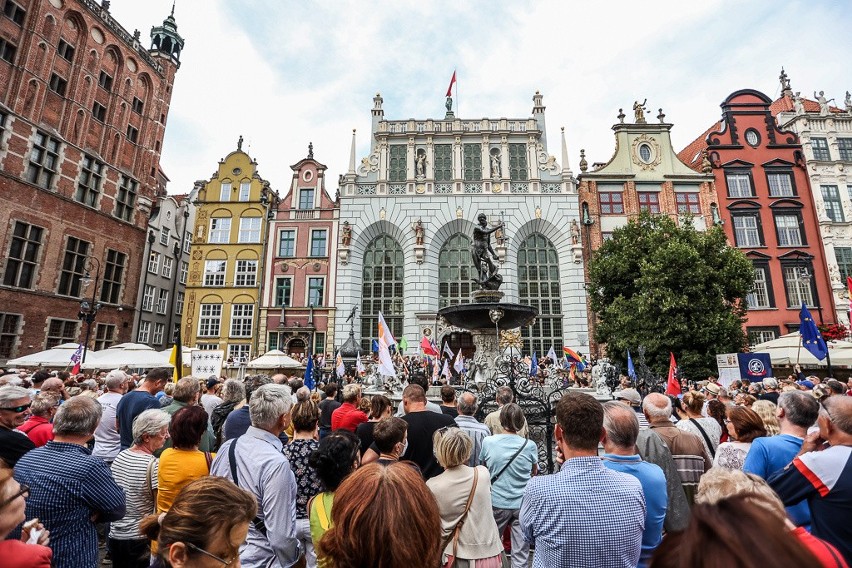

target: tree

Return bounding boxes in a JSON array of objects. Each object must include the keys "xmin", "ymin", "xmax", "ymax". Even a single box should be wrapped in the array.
[{"xmin": 587, "ymin": 213, "xmax": 754, "ymax": 380}]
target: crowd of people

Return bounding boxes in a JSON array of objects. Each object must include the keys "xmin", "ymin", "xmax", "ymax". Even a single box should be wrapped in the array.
[{"xmin": 0, "ymin": 364, "xmax": 850, "ymax": 567}]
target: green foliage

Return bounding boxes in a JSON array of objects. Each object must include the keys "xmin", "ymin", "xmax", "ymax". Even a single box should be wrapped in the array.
[{"xmin": 587, "ymin": 213, "xmax": 754, "ymax": 379}]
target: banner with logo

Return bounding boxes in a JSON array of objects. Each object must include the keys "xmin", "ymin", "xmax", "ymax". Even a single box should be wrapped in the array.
[
  {"xmin": 191, "ymin": 350, "xmax": 224, "ymax": 378},
  {"xmin": 738, "ymin": 353, "xmax": 772, "ymax": 383}
]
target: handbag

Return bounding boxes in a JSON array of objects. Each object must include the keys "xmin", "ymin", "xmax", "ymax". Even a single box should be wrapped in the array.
[
  {"xmin": 145, "ymin": 457, "xmax": 156, "ymax": 504},
  {"xmin": 442, "ymin": 468, "xmax": 479, "ymax": 568}
]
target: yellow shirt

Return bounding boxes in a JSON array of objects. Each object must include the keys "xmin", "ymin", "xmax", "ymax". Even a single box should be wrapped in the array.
[{"xmin": 153, "ymin": 448, "xmax": 213, "ymax": 553}]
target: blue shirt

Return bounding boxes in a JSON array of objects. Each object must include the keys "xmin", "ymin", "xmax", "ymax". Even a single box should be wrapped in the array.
[
  {"xmin": 116, "ymin": 390, "xmax": 161, "ymax": 449},
  {"xmin": 14, "ymin": 441, "xmax": 126, "ymax": 568},
  {"xmin": 223, "ymin": 407, "xmax": 287, "ymax": 445},
  {"xmin": 520, "ymin": 456, "xmax": 645, "ymax": 568},
  {"xmin": 602, "ymin": 454, "xmax": 667, "ymax": 568},
  {"xmin": 480, "ymin": 434, "xmax": 537, "ymax": 509},
  {"xmin": 454, "ymin": 415, "xmax": 491, "ymax": 467},
  {"xmin": 743, "ymin": 434, "xmax": 811, "ymax": 528}
]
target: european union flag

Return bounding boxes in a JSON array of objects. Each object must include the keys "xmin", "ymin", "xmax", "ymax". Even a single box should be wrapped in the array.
[
  {"xmin": 627, "ymin": 350, "xmax": 636, "ymax": 380},
  {"xmin": 530, "ymin": 352, "xmax": 538, "ymax": 377},
  {"xmin": 799, "ymin": 303, "xmax": 828, "ymax": 361},
  {"xmin": 304, "ymin": 352, "xmax": 315, "ymax": 390},
  {"xmin": 371, "ymin": 339, "xmax": 379, "ymax": 353}
]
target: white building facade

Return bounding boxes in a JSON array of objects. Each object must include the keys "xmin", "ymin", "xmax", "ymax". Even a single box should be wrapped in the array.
[{"xmin": 335, "ymin": 92, "xmax": 589, "ymax": 357}]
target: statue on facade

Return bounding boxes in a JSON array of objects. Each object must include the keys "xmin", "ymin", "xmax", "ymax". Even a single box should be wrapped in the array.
[
  {"xmin": 793, "ymin": 92, "xmax": 805, "ymax": 115},
  {"xmin": 414, "ymin": 219, "xmax": 425, "ymax": 246},
  {"xmin": 471, "ymin": 213, "xmax": 504, "ymax": 290},
  {"xmin": 814, "ymin": 91, "xmax": 833, "ymax": 116},
  {"xmin": 633, "ymin": 99, "xmax": 647, "ymax": 123},
  {"xmin": 845, "ymin": 91, "xmax": 851, "ymax": 113},
  {"xmin": 415, "ymin": 151, "xmax": 426, "ymax": 178},
  {"xmin": 341, "ymin": 221, "xmax": 352, "ymax": 247},
  {"xmin": 490, "ymin": 152, "xmax": 501, "ymax": 179},
  {"xmin": 570, "ymin": 219, "xmax": 580, "ymax": 245}
]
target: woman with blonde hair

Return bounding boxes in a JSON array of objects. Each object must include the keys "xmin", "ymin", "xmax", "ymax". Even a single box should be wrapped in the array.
[
  {"xmin": 751, "ymin": 400, "xmax": 780, "ymax": 436},
  {"xmin": 427, "ymin": 427, "xmax": 504, "ymax": 567},
  {"xmin": 676, "ymin": 391, "xmax": 722, "ymax": 459}
]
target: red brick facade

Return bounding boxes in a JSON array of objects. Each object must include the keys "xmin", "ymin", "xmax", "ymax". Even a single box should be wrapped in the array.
[{"xmin": 0, "ymin": 0, "xmax": 180, "ymax": 363}]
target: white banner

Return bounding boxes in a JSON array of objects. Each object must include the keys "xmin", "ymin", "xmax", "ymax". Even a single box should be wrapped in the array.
[
  {"xmin": 715, "ymin": 353, "xmax": 740, "ymax": 388},
  {"xmin": 192, "ymin": 350, "xmax": 224, "ymax": 378}
]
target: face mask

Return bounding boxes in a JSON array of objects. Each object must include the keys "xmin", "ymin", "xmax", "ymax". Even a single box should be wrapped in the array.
[{"xmin": 399, "ymin": 439, "xmax": 409, "ymax": 456}]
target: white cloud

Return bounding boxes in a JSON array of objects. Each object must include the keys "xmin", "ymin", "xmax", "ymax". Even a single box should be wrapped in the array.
[{"xmin": 109, "ymin": 0, "xmax": 852, "ymax": 197}]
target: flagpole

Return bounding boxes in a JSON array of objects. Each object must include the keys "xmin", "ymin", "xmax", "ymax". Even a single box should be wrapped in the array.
[{"xmin": 455, "ymin": 70, "xmax": 459, "ymax": 117}]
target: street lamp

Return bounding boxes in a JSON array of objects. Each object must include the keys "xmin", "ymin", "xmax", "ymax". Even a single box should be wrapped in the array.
[{"xmin": 77, "ymin": 256, "xmax": 102, "ymax": 364}]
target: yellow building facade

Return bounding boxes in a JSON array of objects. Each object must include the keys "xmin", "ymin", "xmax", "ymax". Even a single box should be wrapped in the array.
[{"xmin": 183, "ymin": 145, "xmax": 276, "ymax": 364}]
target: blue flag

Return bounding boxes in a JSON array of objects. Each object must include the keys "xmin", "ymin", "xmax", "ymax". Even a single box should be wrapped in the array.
[
  {"xmin": 627, "ymin": 350, "xmax": 636, "ymax": 380},
  {"xmin": 530, "ymin": 352, "xmax": 538, "ymax": 377},
  {"xmin": 799, "ymin": 303, "xmax": 828, "ymax": 361},
  {"xmin": 371, "ymin": 339, "xmax": 379, "ymax": 353},
  {"xmin": 304, "ymin": 352, "xmax": 315, "ymax": 390}
]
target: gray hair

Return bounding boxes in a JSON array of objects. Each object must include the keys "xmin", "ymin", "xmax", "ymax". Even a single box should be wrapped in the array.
[
  {"xmin": 249, "ymin": 384, "xmax": 293, "ymax": 430},
  {"xmin": 30, "ymin": 391, "xmax": 59, "ymax": 417},
  {"xmin": 341, "ymin": 383, "xmax": 361, "ymax": 403},
  {"xmin": 458, "ymin": 392, "xmax": 478, "ymax": 416},
  {"xmin": 499, "ymin": 403, "xmax": 527, "ymax": 433},
  {"xmin": 603, "ymin": 401, "xmax": 640, "ymax": 448},
  {"xmin": 495, "ymin": 386, "xmax": 514, "ymax": 406},
  {"xmin": 295, "ymin": 386, "xmax": 311, "ymax": 403},
  {"xmin": 53, "ymin": 396, "xmax": 101, "ymax": 436},
  {"xmin": 642, "ymin": 393, "xmax": 673, "ymax": 420},
  {"xmin": 81, "ymin": 379, "xmax": 97, "ymax": 391},
  {"xmin": 0, "ymin": 385, "xmax": 31, "ymax": 407},
  {"xmin": 105, "ymin": 370, "xmax": 127, "ymax": 390},
  {"xmin": 173, "ymin": 376, "xmax": 200, "ymax": 403},
  {"xmin": 778, "ymin": 391, "xmax": 819, "ymax": 428},
  {"xmin": 132, "ymin": 409, "xmax": 172, "ymax": 445},
  {"xmin": 220, "ymin": 379, "xmax": 245, "ymax": 404},
  {"xmin": 821, "ymin": 396, "xmax": 852, "ymax": 435}
]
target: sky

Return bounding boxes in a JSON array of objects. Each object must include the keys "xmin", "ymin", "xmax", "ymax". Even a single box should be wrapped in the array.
[{"xmin": 108, "ymin": 0, "xmax": 852, "ymax": 199}]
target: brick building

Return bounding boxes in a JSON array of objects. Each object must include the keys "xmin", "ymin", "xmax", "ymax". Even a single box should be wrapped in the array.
[
  {"xmin": 0, "ymin": 0, "xmax": 183, "ymax": 364},
  {"xmin": 679, "ymin": 89, "xmax": 836, "ymax": 345},
  {"xmin": 260, "ymin": 144, "xmax": 339, "ymax": 359},
  {"xmin": 578, "ymin": 102, "xmax": 717, "ymax": 356}
]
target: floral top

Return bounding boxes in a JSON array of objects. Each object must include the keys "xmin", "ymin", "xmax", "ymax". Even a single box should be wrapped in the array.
[
  {"xmin": 713, "ymin": 441, "xmax": 752, "ymax": 470},
  {"xmin": 282, "ymin": 438, "xmax": 322, "ymax": 519}
]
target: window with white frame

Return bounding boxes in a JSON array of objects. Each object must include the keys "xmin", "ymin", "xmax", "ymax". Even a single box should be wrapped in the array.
[
  {"xmin": 775, "ymin": 214, "xmax": 802, "ymax": 246},
  {"xmin": 783, "ymin": 265, "xmax": 814, "ymax": 307},
  {"xmin": 156, "ymin": 289, "xmax": 169, "ymax": 314},
  {"xmin": 746, "ymin": 265, "xmax": 772, "ymax": 309},
  {"xmin": 835, "ymin": 247, "xmax": 852, "ymax": 281},
  {"xmin": 148, "ymin": 251, "xmax": 160, "ymax": 274},
  {"xmin": 198, "ymin": 304, "xmax": 222, "ymax": 337},
  {"xmin": 821, "ymin": 186, "xmax": 844, "ymax": 222},
  {"xmin": 748, "ymin": 328, "xmax": 778, "ymax": 346},
  {"xmin": 838, "ymin": 138, "xmax": 852, "ymax": 161},
  {"xmin": 234, "ymin": 260, "xmax": 257, "ymax": 287},
  {"xmin": 142, "ymin": 285, "xmax": 155, "ymax": 312},
  {"xmin": 227, "ymin": 344, "xmax": 251, "ymax": 363},
  {"xmin": 278, "ymin": 229, "xmax": 295, "ymax": 257},
  {"xmin": 183, "ymin": 231, "xmax": 191, "ymax": 254},
  {"xmin": 308, "ymin": 277, "xmax": 324, "ymax": 307},
  {"xmin": 176, "ymin": 291, "xmax": 184, "ymax": 315},
  {"xmin": 676, "ymin": 192, "xmax": 701, "ymax": 214},
  {"xmin": 310, "ymin": 229, "xmax": 327, "ymax": 257},
  {"xmin": 204, "ymin": 260, "xmax": 226, "ymax": 287},
  {"xmin": 162, "ymin": 256, "xmax": 173, "ymax": 279},
  {"xmin": 209, "ymin": 218, "xmax": 231, "ymax": 243},
  {"xmin": 160, "ymin": 227, "xmax": 170, "ymax": 246},
  {"xmin": 219, "ymin": 182, "xmax": 232, "ymax": 201},
  {"xmin": 196, "ymin": 343, "xmax": 219, "ymax": 351},
  {"xmin": 298, "ymin": 188, "xmax": 315, "ymax": 210},
  {"xmin": 230, "ymin": 304, "xmax": 254, "ymax": 337},
  {"xmin": 137, "ymin": 320, "xmax": 151, "ymax": 343},
  {"xmin": 238, "ymin": 181, "xmax": 251, "ymax": 201},
  {"xmin": 152, "ymin": 322, "xmax": 165, "ymax": 345},
  {"xmin": 180, "ymin": 261, "xmax": 189, "ymax": 284},
  {"xmin": 767, "ymin": 172, "xmax": 794, "ymax": 197},
  {"xmin": 274, "ymin": 277, "xmax": 292, "ymax": 307},
  {"xmin": 726, "ymin": 173, "xmax": 753, "ymax": 198},
  {"xmin": 732, "ymin": 214, "xmax": 762, "ymax": 247},
  {"xmin": 811, "ymin": 138, "xmax": 830, "ymax": 161},
  {"xmin": 238, "ymin": 218, "xmax": 261, "ymax": 243}
]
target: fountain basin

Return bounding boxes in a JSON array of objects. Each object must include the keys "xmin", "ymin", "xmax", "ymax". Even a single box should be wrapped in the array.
[{"xmin": 439, "ymin": 302, "xmax": 538, "ymax": 331}]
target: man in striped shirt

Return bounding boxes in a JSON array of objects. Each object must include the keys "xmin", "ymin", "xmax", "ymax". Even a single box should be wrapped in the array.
[{"xmin": 14, "ymin": 396, "xmax": 126, "ymax": 568}]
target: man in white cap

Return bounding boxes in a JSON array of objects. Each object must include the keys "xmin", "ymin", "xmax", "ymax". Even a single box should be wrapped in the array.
[
  {"xmin": 613, "ymin": 387, "xmax": 648, "ymax": 429},
  {"xmin": 701, "ymin": 382, "xmax": 721, "ymax": 416}
]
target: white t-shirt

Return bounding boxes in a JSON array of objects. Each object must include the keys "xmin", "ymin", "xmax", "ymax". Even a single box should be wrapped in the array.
[
  {"xmin": 201, "ymin": 393, "xmax": 223, "ymax": 420},
  {"xmin": 93, "ymin": 392, "xmax": 123, "ymax": 462}
]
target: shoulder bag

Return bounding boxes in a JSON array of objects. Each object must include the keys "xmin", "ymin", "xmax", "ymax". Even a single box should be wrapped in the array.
[
  {"xmin": 491, "ymin": 437, "xmax": 529, "ymax": 484},
  {"xmin": 442, "ymin": 467, "xmax": 479, "ymax": 568},
  {"xmin": 689, "ymin": 418, "xmax": 716, "ymax": 459},
  {"xmin": 228, "ymin": 436, "xmax": 268, "ymax": 536}
]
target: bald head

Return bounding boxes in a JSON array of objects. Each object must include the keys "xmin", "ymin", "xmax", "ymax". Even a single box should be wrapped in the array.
[
  {"xmin": 458, "ymin": 392, "xmax": 478, "ymax": 416},
  {"xmin": 603, "ymin": 401, "xmax": 639, "ymax": 448},
  {"xmin": 642, "ymin": 392, "xmax": 672, "ymax": 421},
  {"xmin": 41, "ymin": 377, "xmax": 64, "ymax": 392}
]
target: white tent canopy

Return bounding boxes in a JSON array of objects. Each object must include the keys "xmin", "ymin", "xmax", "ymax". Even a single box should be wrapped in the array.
[
  {"xmin": 82, "ymin": 343, "xmax": 173, "ymax": 370},
  {"xmin": 6, "ymin": 343, "xmax": 81, "ymax": 368},
  {"xmin": 752, "ymin": 332, "xmax": 852, "ymax": 367},
  {"xmin": 245, "ymin": 349, "xmax": 302, "ymax": 370}
]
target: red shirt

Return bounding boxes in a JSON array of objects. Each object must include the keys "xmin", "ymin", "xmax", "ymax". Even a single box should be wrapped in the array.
[
  {"xmin": 792, "ymin": 527, "xmax": 849, "ymax": 568},
  {"xmin": 18, "ymin": 416, "xmax": 54, "ymax": 447},
  {"xmin": 331, "ymin": 402, "xmax": 368, "ymax": 432}
]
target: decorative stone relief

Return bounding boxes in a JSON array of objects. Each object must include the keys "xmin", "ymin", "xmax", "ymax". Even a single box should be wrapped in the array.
[
  {"xmin": 631, "ymin": 134, "xmax": 662, "ymax": 171},
  {"xmin": 358, "ymin": 147, "xmax": 380, "ymax": 175},
  {"xmin": 535, "ymin": 142, "xmax": 559, "ymax": 173}
]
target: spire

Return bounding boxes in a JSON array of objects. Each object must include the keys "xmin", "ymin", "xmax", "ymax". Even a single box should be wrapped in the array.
[
  {"xmin": 348, "ymin": 129, "xmax": 357, "ymax": 174},
  {"xmin": 561, "ymin": 127, "xmax": 572, "ymax": 175},
  {"xmin": 150, "ymin": 2, "xmax": 185, "ymax": 65},
  {"xmin": 170, "ymin": 1, "xmax": 175, "ymax": 17}
]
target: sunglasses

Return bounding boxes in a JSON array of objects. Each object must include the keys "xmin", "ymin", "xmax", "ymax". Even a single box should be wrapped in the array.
[
  {"xmin": 0, "ymin": 403, "xmax": 31, "ymax": 413},
  {"xmin": 0, "ymin": 483, "xmax": 29, "ymax": 508}
]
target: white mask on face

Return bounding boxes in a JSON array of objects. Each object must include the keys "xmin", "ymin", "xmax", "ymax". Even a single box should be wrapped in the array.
[{"xmin": 399, "ymin": 439, "xmax": 408, "ymax": 456}]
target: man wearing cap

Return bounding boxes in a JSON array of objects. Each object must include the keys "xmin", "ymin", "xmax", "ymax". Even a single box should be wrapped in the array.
[
  {"xmin": 701, "ymin": 382, "xmax": 721, "ymax": 416},
  {"xmin": 760, "ymin": 378, "xmax": 780, "ymax": 405},
  {"xmin": 613, "ymin": 388, "xmax": 648, "ymax": 430},
  {"xmin": 201, "ymin": 376, "xmax": 223, "ymax": 421}
]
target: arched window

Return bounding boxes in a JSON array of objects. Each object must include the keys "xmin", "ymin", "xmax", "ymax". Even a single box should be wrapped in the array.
[
  {"xmin": 518, "ymin": 234, "xmax": 562, "ymax": 356},
  {"xmin": 438, "ymin": 233, "xmax": 475, "ymax": 308},
  {"xmin": 361, "ymin": 235, "xmax": 404, "ymax": 350}
]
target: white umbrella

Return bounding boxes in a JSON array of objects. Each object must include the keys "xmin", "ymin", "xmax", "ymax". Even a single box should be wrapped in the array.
[
  {"xmin": 6, "ymin": 343, "xmax": 81, "ymax": 368},
  {"xmin": 752, "ymin": 332, "xmax": 852, "ymax": 367},
  {"xmin": 82, "ymin": 343, "xmax": 173, "ymax": 370},
  {"xmin": 245, "ymin": 349, "xmax": 302, "ymax": 370}
]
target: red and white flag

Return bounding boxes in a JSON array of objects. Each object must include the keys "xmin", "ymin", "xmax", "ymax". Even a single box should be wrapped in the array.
[
  {"xmin": 70, "ymin": 344, "xmax": 84, "ymax": 374},
  {"xmin": 446, "ymin": 70, "xmax": 456, "ymax": 97},
  {"xmin": 420, "ymin": 336, "xmax": 438, "ymax": 357},
  {"xmin": 666, "ymin": 352, "xmax": 681, "ymax": 396}
]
